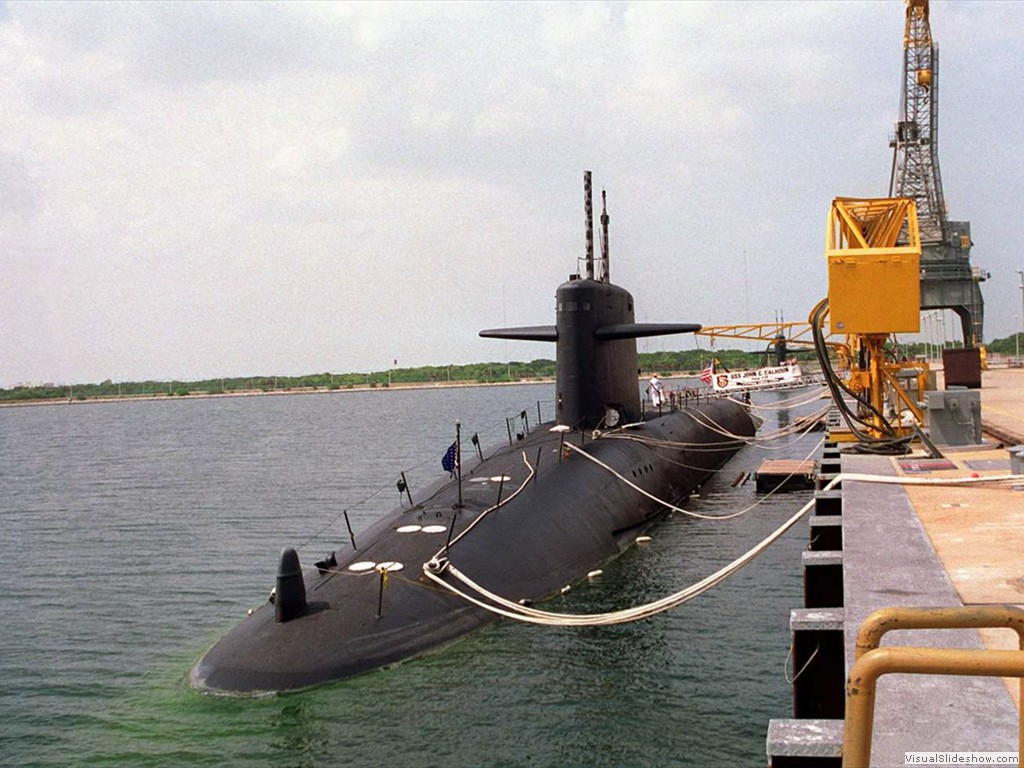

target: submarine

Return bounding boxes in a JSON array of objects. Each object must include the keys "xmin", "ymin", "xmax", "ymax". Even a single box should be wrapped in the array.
[{"xmin": 190, "ymin": 173, "xmax": 758, "ymax": 694}]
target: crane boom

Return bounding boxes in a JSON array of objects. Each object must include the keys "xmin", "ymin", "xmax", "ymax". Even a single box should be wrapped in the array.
[
  {"xmin": 889, "ymin": 0, "xmax": 946, "ymax": 245},
  {"xmin": 696, "ymin": 322, "xmax": 820, "ymax": 347},
  {"xmin": 887, "ymin": 0, "xmax": 986, "ymax": 348}
]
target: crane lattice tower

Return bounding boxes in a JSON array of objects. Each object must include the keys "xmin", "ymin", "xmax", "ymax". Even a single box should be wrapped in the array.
[{"xmin": 889, "ymin": 0, "xmax": 986, "ymax": 347}]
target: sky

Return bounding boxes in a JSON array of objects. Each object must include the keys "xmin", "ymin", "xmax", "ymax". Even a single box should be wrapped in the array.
[{"xmin": 1, "ymin": 0, "xmax": 1021, "ymax": 386}]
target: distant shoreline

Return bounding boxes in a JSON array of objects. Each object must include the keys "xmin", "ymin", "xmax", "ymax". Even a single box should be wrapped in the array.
[
  {"xmin": 0, "ymin": 377, "xmax": 553, "ymax": 409},
  {"xmin": 0, "ymin": 372, "xmax": 703, "ymax": 409}
]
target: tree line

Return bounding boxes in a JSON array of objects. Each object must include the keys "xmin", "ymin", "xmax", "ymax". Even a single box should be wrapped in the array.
[
  {"xmin": 5, "ymin": 334, "xmax": 1018, "ymax": 403},
  {"xmin": 1, "ymin": 349, "xmax": 756, "ymax": 403}
]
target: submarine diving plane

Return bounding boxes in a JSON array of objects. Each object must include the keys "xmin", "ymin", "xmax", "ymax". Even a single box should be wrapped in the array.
[{"xmin": 191, "ymin": 174, "xmax": 757, "ymax": 694}]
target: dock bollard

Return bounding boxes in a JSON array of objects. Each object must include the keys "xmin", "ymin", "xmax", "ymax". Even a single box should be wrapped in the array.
[{"xmin": 1010, "ymin": 445, "xmax": 1024, "ymax": 475}]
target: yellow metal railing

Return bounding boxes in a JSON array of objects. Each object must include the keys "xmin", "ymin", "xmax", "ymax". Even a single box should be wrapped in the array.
[
  {"xmin": 855, "ymin": 605, "xmax": 1024, "ymax": 660},
  {"xmin": 843, "ymin": 605, "xmax": 1024, "ymax": 767}
]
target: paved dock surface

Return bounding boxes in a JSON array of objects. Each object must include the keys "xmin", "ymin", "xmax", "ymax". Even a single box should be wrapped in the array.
[
  {"xmin": 842, "ymin": 367, "xmax": 1024, "ymax": 765},
  {"xmin": 975, "ymin": 367, "xmax": 1024, "ymax": 445}
]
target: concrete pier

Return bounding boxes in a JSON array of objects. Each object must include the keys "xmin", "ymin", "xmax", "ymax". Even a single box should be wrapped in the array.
[{"xmin": 767, "ymin": 368, "xmax": 1024, "ymax": 767}]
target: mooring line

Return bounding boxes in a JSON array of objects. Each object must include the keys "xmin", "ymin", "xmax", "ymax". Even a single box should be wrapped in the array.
[{"xmin": 422, "ymin": 472, "xmax": 1021, "ymax": 628}]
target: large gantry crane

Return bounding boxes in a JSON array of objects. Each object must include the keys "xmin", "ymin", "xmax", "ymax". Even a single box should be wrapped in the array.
[
  {"xmin": 890, "ymin": 0, "xmax": 986, "ymax": 347},
  {"xmin": 694, "ymin": 1, "xmax": 984, "ymax": 448}
]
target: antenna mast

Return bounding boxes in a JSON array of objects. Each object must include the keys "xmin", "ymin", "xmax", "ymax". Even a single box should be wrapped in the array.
[
  {"xmin": 599, "ymin": 189, "xmax": 610, "ymax": 283},
  {"xmin": 584, "ymin": 171, "xmax": 594, "ymax": 280}
]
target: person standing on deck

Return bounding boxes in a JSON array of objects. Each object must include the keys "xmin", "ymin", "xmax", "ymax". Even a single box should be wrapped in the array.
[{"xmin": 648, "ymin": 373, "xmax": 664, "ymax": 408}]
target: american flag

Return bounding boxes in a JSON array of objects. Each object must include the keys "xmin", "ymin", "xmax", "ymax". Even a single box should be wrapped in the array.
[
  {"xmin": 700, "ymin": 363, "xmax": 714, "ymax": 385},
  {"xmin": 441, "ymin": 441, "xmax": 459, "ymax": 476}
]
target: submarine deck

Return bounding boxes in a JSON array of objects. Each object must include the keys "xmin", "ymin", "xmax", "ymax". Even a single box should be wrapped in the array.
[
  {"xmin": 193, "ymin": 395, "xmax": 756, "ymax": 694},
  {"xmin": 767, "ymin": 367, "xmax": 1024, "ymax": 767}
]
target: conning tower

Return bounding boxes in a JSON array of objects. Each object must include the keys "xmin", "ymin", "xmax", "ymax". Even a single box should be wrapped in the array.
[{"xmin": 481, "ymin": 172, "xmax": 698, "ymax": 430}]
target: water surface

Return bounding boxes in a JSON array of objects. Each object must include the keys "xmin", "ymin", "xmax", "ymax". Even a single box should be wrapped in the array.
[{"xmin": 0, "ymin": 383, "xmax": 820, "ymax": 767}]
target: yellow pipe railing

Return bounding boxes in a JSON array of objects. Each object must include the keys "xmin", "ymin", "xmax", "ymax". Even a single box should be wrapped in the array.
[
  {"xmin": 843, "ymin": 605, "xmax": 1024, "ymax": 767},
  {"xmin": 856, "ymin": 605, "xmax": 1024, "ymax": 660}
]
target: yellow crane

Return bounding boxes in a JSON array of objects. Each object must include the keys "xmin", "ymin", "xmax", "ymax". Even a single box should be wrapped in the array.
[
  {"xmin": 818, "ymin": 196, "xmax": 929, "ymax": 441},
  {"xmin": 697, "ymin": 197, "xmax": 930, "ymax": 445},
  {"xmin": 697, "ymin": 321, "xmax": 823, "ymax": 354}
]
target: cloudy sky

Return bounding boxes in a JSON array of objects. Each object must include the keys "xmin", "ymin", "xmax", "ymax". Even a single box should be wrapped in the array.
[{"xmin": 1, "ymin": 0, "xmax": 1020, "ymax": 386}]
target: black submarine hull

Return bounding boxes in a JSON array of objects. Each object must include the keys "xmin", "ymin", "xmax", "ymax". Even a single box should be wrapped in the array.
[
  {"xmin": 191, "ymin": 396, "xmax": 755, "ymax": 694},
  {"xmin": 193, "ymin": 172, "xmax": 760, "ymax": 694}
]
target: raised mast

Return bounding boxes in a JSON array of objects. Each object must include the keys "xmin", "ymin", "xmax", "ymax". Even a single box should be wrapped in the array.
[
  {"xmin": 584, "ymin": 171, "xmax": 595, "ymax": 280},
  {"xmin": 599, "ymin": 189, "xmax": 610, "ymax": 283}
]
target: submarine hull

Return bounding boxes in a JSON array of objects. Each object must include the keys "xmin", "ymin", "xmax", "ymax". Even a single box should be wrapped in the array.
[{"xmin": 191, "ymin": 397, "xmax": 756, "ymax": 694}]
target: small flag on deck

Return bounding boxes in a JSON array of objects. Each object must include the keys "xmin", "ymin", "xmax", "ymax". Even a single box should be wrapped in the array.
[
  {"xmin": 700, "ymin": 363, "xmax": 713, "ymax": 385},
  {"xmin": 441, "ymin": 441, "xmax": 459, "ymax": 476}
]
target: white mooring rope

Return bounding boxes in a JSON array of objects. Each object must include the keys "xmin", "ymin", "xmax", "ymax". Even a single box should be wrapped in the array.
[{"xmin": 422, "ymin": 472, "xmax": 1023, "ymax": 627}]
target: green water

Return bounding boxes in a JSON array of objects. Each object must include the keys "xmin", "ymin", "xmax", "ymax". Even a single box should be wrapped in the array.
[{"xmin": 1, "ymin": 384, "xmax": 815, "ymax": 767}]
